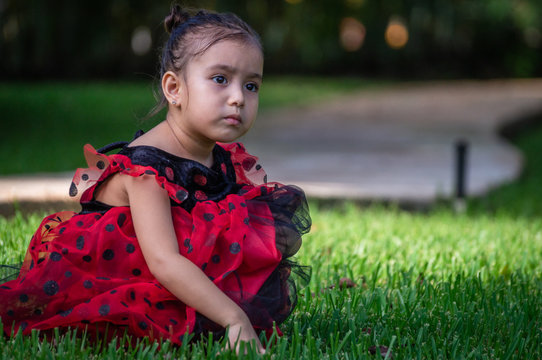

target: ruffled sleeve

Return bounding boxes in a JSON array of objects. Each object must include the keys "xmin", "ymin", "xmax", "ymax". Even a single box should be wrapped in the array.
[
  {"xmin": 218, "ymin": 142, "xmax": 267, "ymax": 186},
  {"xmin": 69, "ymin": 144, "xmax": 190, "ymax": 204}
]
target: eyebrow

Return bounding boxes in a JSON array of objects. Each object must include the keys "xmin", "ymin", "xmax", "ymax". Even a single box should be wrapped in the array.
[{"xmin": 209, "ymin": 64, "xmax": 263, "ymax": 81}]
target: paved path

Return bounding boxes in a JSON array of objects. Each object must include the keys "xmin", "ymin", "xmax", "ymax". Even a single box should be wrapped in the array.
[{"xmin": 1, "ymin": 79, "xmax": 542, "ymax": 214}]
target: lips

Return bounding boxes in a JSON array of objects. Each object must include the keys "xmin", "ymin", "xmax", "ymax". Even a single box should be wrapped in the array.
[{"xmin": 224, "ymin": 114, "xmax": 242, "ymax": 125}]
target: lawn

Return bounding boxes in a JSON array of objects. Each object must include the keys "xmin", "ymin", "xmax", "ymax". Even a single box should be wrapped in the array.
[{"xmin": 1, "ymin": 80, "xmax": 542, "ymax": 358}]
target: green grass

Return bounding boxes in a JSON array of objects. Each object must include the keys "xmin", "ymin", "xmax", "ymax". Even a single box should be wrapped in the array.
[
  {"xmin": 0, "ymin": 77, "xmax": 377, "ymax": 174},
  {"xmin": 1, "ymin": 204, "xmax": 542, "ymax": 358}
]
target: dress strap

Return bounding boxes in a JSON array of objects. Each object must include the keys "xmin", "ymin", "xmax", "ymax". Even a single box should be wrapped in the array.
[
  {"xmin": 96, "ymin": 141, "xmax": 128, "ymax": 154},
  {"xmin": 96, "ymin": 130, "xmax": 145, "ymax": 154}
]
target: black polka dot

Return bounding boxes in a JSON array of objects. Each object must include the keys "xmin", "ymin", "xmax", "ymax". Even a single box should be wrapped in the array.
[
  {"xmin": 212, "ymin": 255, "xmax": 220, "ymax": 264},
  {"xmin": 132, "ymin": 269, "xmax": 141, "ymax": 276},
  {"xmin": 130, "ymin": 291, "xmax": 136, "ymax": 300},
  {"xmin": 105, "ymin": 224, "xmax": 115, "ymax": 232},
  {"xmin": 59, "ymin": 227, "xmax": 66, "ymax": 234},
  {"xmin": 228, "ymin": 203, "xmax": 235, "ymax": 211},
  {"xmin": 81, "ymin": 320, "xmax": 90, "ymax": 324},
  {"xmin": 203, "ymin": 213, "xmax": 214, "ymax": 221},
  {"xmin": 240, "ymin": 202, "xmax": 247, "ymax": 207},
  {"xmin": 62, "ymin": 248, "xmax": 68, "ymax": 255},
  {"xmin": 43, "ymin": 280, "xmax": 59, "ymax": 296},
  {"xmin": 34, "ymin": 309, "xmax": 42, "ymax": 316},
  {"xmin": 29, "ymin": 260, "xmax": 34, "ymax": 270},
  {"xmin": 59, "ymin": 308, "xmax": 72, "ymax": 317},
  {"xmin": 50, "ymin": 252, "xmax": 62, "ymax": 261},
  {"xmin": 263, "ymin": 175, "xmax": 268, "ymax": 183},
  {"xmin": 76, "ymin": 236, "xmax": 85, "ymax": 250},
  {"xmin": 170, "ymin": 318, "xmax": 178, "ymax": 325},
  {"xmin": 138, "ymin": 321, "xmax": 148, "ymax": 330},
  {"xmin": 65, "ymin": 271, "xmax": 72, "ymax": 278},
  {"xmin": 82, "ymin": 255, "xmax": 92, "ymax": 262},
  {"xmin": 229, "ymin": 242, "xmax": 241, "ymax": 254},
  {"xmin": 156, "ymin": 302, "xmax": 165, "ymax": 310},
  {"xmin": 256, "ymin": 164, "xmax": 262, "ymax": 170},
  {"xmin": 243, "ymin": 218, "xmax": 250, "ymax": 225},
  {"xmin": 7, "ymin": 310, "xmax": 14, "ymax": 316},
  {"xmin": 44, "ymin": 224, "xmax": 50, "ymax": 230},
  {"xmin": 183, "ymin": 238, "xmax": 191, "ymax": 247},
  {"xmin": 96, "ymin": 160, "xmax": 105, "ymax": 169},
  {"xmin": 19, "ymin": 294, "xmax": 29, "ymax": 303},
  {"xmin": 102, "ymin": 249, "xmax": 114, "ymax": 261},
  {"xmin": 95, "ymin": 214, "xmax": 101, "ymax": 220},
  {"xmin": 37, "ymin": 258, "xmax": 45, "ymax": 265},
  {"xmin": 222, "ymin": 271, "xmax": 232, "ymax": 279},
  {"xmin": 117, "ymin": 213, "xmax": 126, "ymax": 228},
  {"xmin": 76, "ymin": 220, "xmax": 84, "ymax": 227},
  {"xmin": 83, "ymin": 280, "xmax": 93, "ymax": 289},
  {"xmin": 260, "ymin": 186, "xmax": 267, "ymax": 195},
  {"xmin": 176, "ymin": 190, "xmax": 188, "ymax": 202},
  {"xmin": 120, "ymin": 301, "xmax": 129, "ymax": 308},
  {"xmin": 218, "ymin": 209, "xmax": 226, "ymax": 215},
  {"xmin": 20, "ymin": 322, "xmax": 28, "ymax": 331},
  {"xmin": 81, "ymin": 174, "xmax": 89, "ymax": 181},
  {"xmin": 110, "ymin": 290, "xmax": 117, "ymax": 294},
  {"xmin": 144, "ymin": 298, "xmax": 151, "ymax": 307},
  {"xmin": 99, "ymin": 304, "xmax": 110, "ymax": 316},
  {"xmin": 97, "ymin": 277, "xmax": 110, "ymax": 280},
  {"xmin": 126, "ymin": 243, "xmax": 135, "ymax": 253},
  {"xmin": 69, "ymin": 182, "xmax": 78, "ymax": 197},
  {"xmin": 187, "ymin": 245, "xmax": 193, "ymax": 254},
  {"xmin": 144, "ymin": 170, "xmax": 154, "ymax": 175},
  {"xmin": 201, "ymin": 263, "xmax": 207, "ymax": 271}
]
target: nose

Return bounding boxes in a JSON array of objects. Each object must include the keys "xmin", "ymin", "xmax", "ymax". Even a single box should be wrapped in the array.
[{"xmin": 228, "ymin": 84, "xmax": 244, "ymax": 108}]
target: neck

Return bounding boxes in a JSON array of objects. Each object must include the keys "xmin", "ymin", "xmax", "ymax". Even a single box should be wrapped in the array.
[{"xmin": 165, "ymin": 114, "xmax": 215, "ymax": 167}]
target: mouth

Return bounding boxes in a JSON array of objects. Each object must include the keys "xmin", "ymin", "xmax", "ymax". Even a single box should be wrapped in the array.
[{"xmin": 224, "ymin": 114, "xmax": 242, "ymax": 126}]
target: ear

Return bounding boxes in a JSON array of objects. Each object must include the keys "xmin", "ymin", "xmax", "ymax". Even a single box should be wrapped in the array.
[{"xmin": 162, "ymin": 71, "xmax": 182, "ymax": 106}]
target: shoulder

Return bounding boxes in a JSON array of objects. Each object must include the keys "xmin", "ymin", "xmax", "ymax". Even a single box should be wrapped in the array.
[{"xmin": 217, "ymin": 142, "xmax": 267, "ymax": 185}]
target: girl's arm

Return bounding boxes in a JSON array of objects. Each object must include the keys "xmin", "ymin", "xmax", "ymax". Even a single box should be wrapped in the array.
[{"xmin": 125, "ymin": 174, "xmax": 264, "ymax": 353}]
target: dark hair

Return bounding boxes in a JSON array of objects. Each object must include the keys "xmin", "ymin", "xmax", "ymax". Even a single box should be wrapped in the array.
[{"xmin": 148, "ymin": 6, "xmax": 262, "ymax": 117}]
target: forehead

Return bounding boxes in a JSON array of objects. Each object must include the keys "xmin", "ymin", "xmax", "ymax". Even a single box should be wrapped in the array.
[{"xmin": 188, "ymin": 39, "xmax": 263, "ymax": 75}]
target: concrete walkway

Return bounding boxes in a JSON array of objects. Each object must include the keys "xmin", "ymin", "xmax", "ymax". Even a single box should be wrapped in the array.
[{"xmin": 1, "ymin": 79, "xmax": 542, "ymax": 214}]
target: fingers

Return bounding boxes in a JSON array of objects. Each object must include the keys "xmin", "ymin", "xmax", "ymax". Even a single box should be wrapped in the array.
[{"xmin": 226, "ymin": 323, "xmax": 266, "ymax": 355}]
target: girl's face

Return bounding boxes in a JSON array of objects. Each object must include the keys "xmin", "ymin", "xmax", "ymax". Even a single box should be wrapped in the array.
[{"xmin": 175, "ymin": 39, "xmax": 263, "ymax": 145}]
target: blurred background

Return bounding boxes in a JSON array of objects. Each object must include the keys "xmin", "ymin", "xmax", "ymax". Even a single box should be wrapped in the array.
[
  {"xmin": 1, "ymin": 0, "xmax": 541, "ymax": 80},
  {"xmin": 1, "ymin": 0, "xmax": 542, "ymax": 215}
]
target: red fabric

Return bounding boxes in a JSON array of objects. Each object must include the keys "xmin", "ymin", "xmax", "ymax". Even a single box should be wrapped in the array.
[{"xmin": 0, "ymin": 143, "xmax": 286, "ymax": 344}]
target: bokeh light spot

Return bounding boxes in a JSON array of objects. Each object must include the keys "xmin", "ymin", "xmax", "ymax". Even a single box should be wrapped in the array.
[
  {"xmin": 385, "ymin": 18, "xmax": 409, "ymax": 49},
  {"xmin": 131, "ymin": 26, "xmax": 152, "ymax": 56},
  {"xmin": 340, "ymin": 17, "xmax": 366, "ymax": 52}
]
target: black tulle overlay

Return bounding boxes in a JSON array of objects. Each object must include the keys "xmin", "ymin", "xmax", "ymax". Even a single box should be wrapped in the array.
[{"xmin": 0, "ymin": 136, "xmax": 311, "ymax": 344}]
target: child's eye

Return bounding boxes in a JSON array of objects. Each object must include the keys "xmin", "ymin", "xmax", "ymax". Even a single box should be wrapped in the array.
[
  {"xmin": 245, "ymin": 83, "xmax": 259, "ymax": 93},
  {"xmin": 212, "ymin": 75, "xmax": 227, "ymax": 84}
]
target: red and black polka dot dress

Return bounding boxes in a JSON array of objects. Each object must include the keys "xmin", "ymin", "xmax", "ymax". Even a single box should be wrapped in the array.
[{"xmin": 0, "ymin": 137, "xmax": 311, "ymax": 344}]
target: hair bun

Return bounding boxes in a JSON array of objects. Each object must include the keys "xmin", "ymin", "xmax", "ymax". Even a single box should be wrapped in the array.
[{"xmin": 164, "ymin": 5, "xmax": 191, "ymax": 34}]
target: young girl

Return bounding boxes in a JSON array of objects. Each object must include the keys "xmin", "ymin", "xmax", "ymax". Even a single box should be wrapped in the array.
[{"xmin": 0, "ymin": 6, "xmax": 310, "ymax": 353}]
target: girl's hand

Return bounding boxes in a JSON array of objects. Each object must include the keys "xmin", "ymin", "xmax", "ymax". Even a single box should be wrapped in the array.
[{"xmin": 227, "ymin": 319, "xmax": 265, "ymax": 355}]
